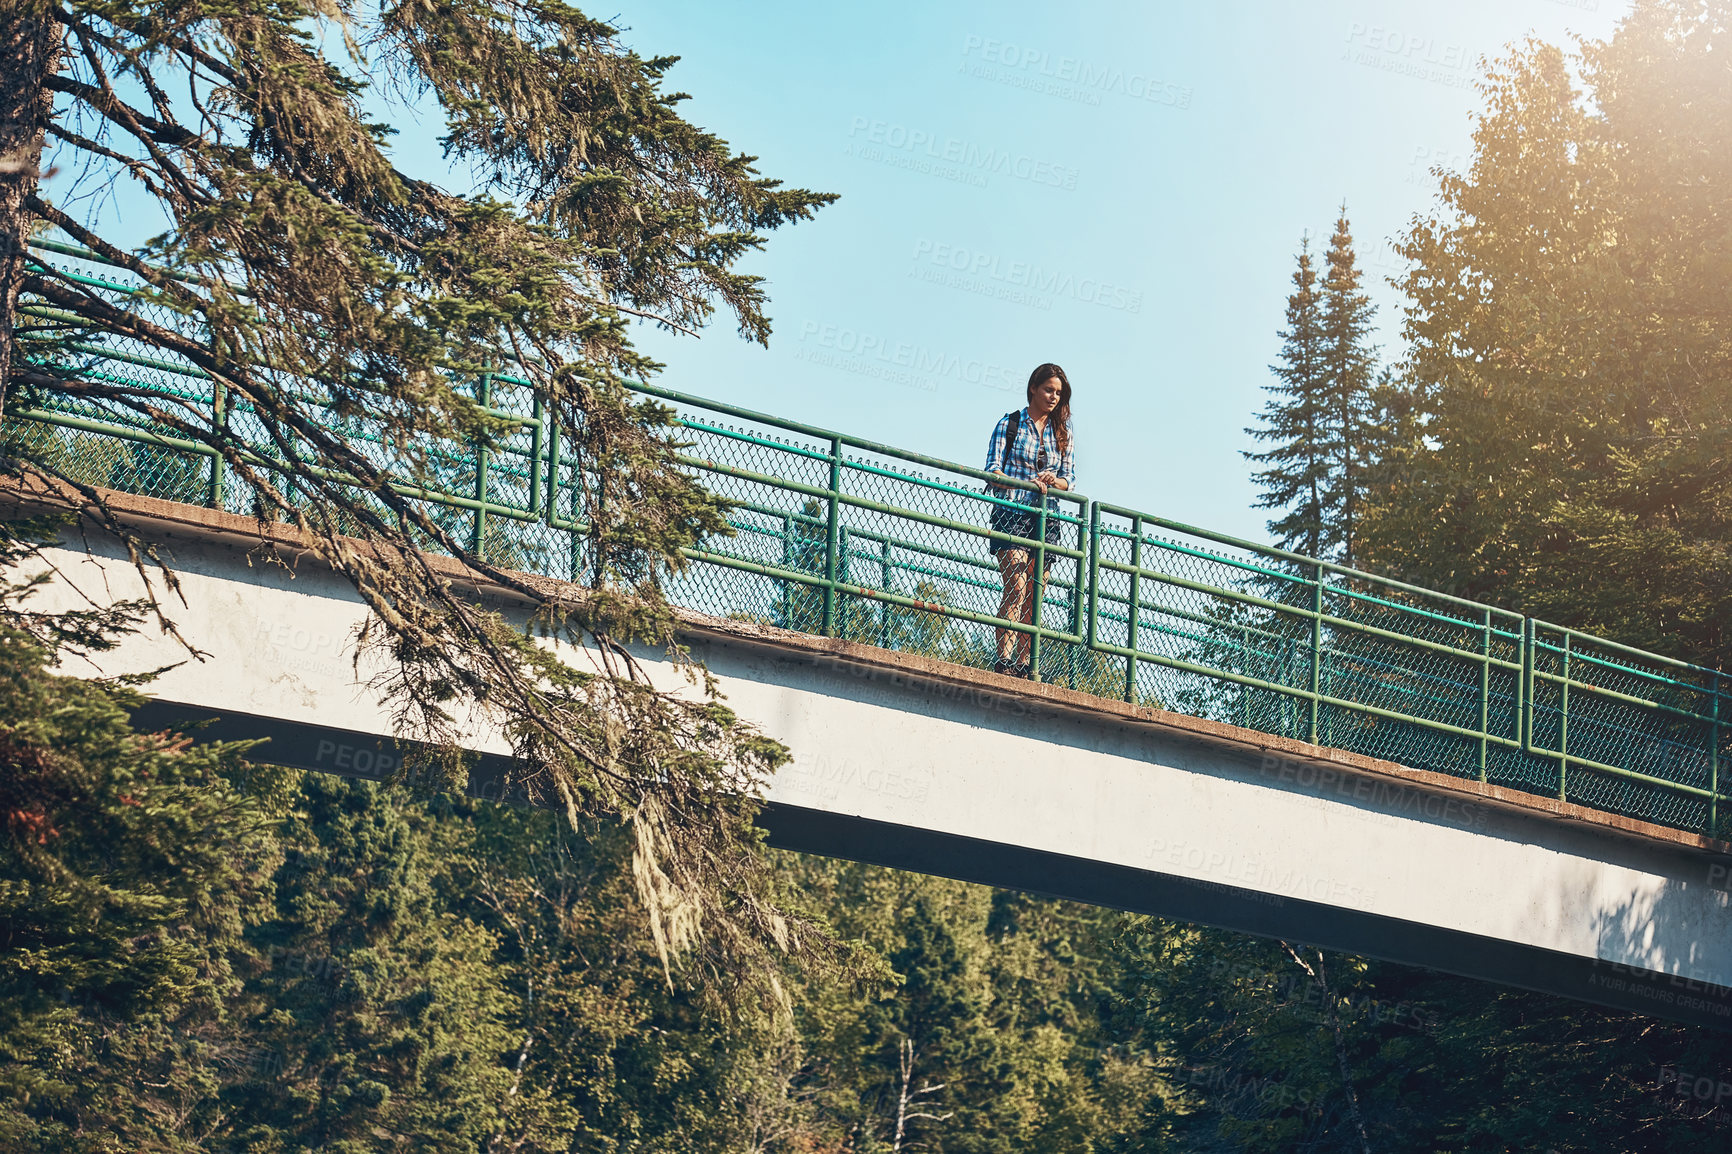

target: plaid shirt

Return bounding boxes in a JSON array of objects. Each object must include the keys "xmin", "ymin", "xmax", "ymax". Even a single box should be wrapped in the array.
[{"xmin": 983, "ymin": 407, "xmax": 1075, "ymax": 506}]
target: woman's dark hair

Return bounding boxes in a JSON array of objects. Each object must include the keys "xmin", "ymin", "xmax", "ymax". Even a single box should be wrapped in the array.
[{"xmin": 1027, "ymin": 363, "xmax": 1072, "ymax": 455}]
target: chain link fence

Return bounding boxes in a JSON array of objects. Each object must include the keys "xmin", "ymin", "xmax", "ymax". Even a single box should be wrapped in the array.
[{"xmin": 13, "ymin": 241, "xmax": 1730, "ymax": 839}]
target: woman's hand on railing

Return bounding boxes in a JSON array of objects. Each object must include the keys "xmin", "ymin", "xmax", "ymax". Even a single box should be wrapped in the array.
[{"xmin": 990, "ymin": 469, "xmax": 1057, "ymax": 496}]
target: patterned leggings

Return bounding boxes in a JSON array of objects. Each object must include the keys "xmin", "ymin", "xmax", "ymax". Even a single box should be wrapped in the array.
[{"xmin": 995, "ymin": 549, "xmax": 1045, "ymax": 664}]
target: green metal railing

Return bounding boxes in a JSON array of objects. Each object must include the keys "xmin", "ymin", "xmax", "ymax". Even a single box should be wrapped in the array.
[{"xmin": 11, "ymin": 240, "xmax": 1730, "ymax": 839}]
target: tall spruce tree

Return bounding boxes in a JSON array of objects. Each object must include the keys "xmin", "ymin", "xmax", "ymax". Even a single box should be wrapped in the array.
[
  {"xmin": 1318, "ymin": 208, "xmax": 1379, "ymax": 571},
  {"xmin": 1246, "ymin": 236, "xmax": 1331, "ymax": 561},
  {"xmin": 228, "ymin": 776, "xmax": 522, "ymax": 1154},
  {"xmin": 0, "ymin": 2, "xmax": 840, "ymax": 983},
  {"xmin": 785, "ymin": 861, "xmax": 1173, "ymax": 1154},
  {"xmin": 1125, "ymin": 7, "xmax": 1732, "ymax": 1152},
  {"xmin": 1246, "ymin": 216, "xmax": 1382, "ymax": 570}
]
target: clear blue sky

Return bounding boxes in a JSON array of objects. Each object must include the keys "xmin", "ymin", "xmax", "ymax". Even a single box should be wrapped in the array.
[
  {"xmin": 595, "ymin": 0, "xmax": 1625, "ymax": 542},
  {"xmin": 53, "ymin": 0, "xmax": 1627, "ymax": 544}
]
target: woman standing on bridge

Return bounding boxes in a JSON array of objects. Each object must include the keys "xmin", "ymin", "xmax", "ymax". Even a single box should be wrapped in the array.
[{"xmin": 985, "ymin": 363, "xmax": 1074, "ymax": 679}]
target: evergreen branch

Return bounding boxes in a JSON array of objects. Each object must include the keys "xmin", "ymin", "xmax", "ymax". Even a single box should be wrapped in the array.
[
  {"xmin": 10, "ymin": 0, "xmax": 841, "ymax": 1011},
  {"xmin": 26, "ymin": 195, "xmax": 198, "ymax": 305},
  {"xmin": 42, "ymin": 73, "xmax": 194, "ymax": 149},
  {"xmin": 43, "ymin": 123, "xmax": 144, "ymax": 175}
]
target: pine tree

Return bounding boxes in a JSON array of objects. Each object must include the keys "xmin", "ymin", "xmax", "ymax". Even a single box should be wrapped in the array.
[
  {"xmin": 0, "ymin": 518, "xmax": 281, "ymax": 1153},
  {"xmin": 226, "ymin": 776, "xmax": 521, "ymax": 1154},
  {"xmin": 1245, "ymin": 215, "xmax": 1382, "ymax": 570},
  {"xmin": 1119, "ymin": 922, "xmax": 1384, "ymax": 1152},
  {"xmin": 784, "ymin": 861, "xmax": 1173, "ymax": 1154},
  {"xmin": 1318, "ymin": 207, "xmax": 1379, "ymax": 571},
  {"xmin": 1120, "ymin": 914, "xmax": 1732, "ymax": 1152},
  {"xmin": 439, "ymin": 804, "xmax": 837, "ymax": 1153},
  {"xmin": 1246, "ymin": 236, "xmax": 1331, "ymax": 561},
  {"xmin": 2, "ymin": 1, "xmax": 841, "ymax": 986},
  {"xmin": 1124, "ymin": 8, "xmax": 1732, "ymax": 1151}
]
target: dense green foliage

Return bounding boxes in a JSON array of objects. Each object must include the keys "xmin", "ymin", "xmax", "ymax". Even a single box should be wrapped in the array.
[
  {"xmin": 0, "ymin": 506, "xmax": 1169, "ymax": 1150},
  {"xmin": 782, "ymin": 865, "xmax": 1170, "ymax": 1152},
  {"xmin": 1121, "ymin": 918, "xmax": 1732, "ymax": 1152},
  {"xmin": 0, "ymin": 520, "xmax": 279, "ymax": 1152},
  {"xmin": 1362, "ymin": 0, "xmax": 1732, "ymax": 663},
  {"xmin": 2, "ymin": 0, "xmax": 847, "ymax": 989}
]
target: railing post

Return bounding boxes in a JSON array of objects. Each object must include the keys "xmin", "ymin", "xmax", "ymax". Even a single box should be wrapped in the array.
[
  {"xmin": 1085, "ymin": 503, "xmax": 1100, "ymax": 651},
  {"xmin": 778, "ymin": 512, "xmax": 794, "ymax": 630},
  {"xmin": 1520, "ymin": 617, "xmax": 1535, "ymax": 754},
  {"xmin": 528, "ymin": 391, "xmax": 545, "ymax": 520},
  {"xmin": 1559, "ymin": 633, "xmax": 1572, "ymax": 802},
  {"xmin": 472, "ymin": 373, "xmax": 491, "ymax": 556},
  {"xmin": 1712, "ymin": 672, "xmax": 1721, "ymax": 838},
  {"xmin": 545, "ymin": 409, "xmax": 561, "ymax": 526},
  {"xmin": 837, "ymin": 525, "xmax": 851, "ymax": 637},
  {"xmin": 1069, "ymin": 504, "xmax": 1086, "ymax": 647},
  {"xmin": 1307, "ymin": 561, "xmax": 1323, "ymax": 745},
  {"xmin": 879, "ymin": 534, "xmax": 892, "ymax": 650},
  {"xmin": 1124, "ymin": 515, "xmax": 1142, "ymax": 703},
  {"xmin": 821, "ymin": 437, "xmax": 841, "ymax": 637},
  {"xmin": 1237, "ymin": 624, "xmax": 1249, "ymax": 729},
  {"xmin": 1030, "ymin": 498, "xmax": 1048, "ymax": 682},
  {"xmin": 1478, "ymin": 608, "xmax": 1491, "ymax": 781},
  {"xmin": 206, "ymin": 380, "xmax": 225, "ymax": 510}
]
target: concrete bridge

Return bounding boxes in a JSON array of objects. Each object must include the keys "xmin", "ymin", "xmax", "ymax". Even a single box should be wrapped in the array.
[
  {"xmin": 14, "ymin": 486, "xmax": 1732, "ymax": 1033},
  {"xmin": 13, "ymin": 239, "xmax": 1732, "ymax": 1029}
]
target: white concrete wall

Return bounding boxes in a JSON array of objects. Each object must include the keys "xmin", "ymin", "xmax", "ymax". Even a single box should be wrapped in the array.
[
  {"xmin": 24, "ymin": 529, "xmax": 1732, "ymax": 1028},
  {"xmin": 707, "ymin": 641, "xmax": 1732, "ymax": 1008}
]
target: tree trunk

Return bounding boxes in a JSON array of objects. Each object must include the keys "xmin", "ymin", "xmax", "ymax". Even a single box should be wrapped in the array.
[
  {"xmin": 890, "ymin": 1037, "xmax": 951, "ymax": 1153},
  {"xmin": 1282, "ymin": 942, "xmax": 1374, "ymax": 1154},
  {"xmin": 0, "ymin": 1, "xmax": 61, "ymax": 418},
  {"xmin": 893, "ymin": 1037, "xmax": 917, "ymax": 1153}
]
